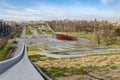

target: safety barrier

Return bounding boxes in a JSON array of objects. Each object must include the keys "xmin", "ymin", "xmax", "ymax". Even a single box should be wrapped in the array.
[{"xmin": 0, "ymin": 43, "xmax": 25, "ymax": 75}]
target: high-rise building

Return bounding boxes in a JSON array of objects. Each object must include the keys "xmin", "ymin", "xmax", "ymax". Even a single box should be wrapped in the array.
[
  {"xmin": 5, "ymin": 21, "xmax": 17, "ymax": 28},
  {"xmin": 0, "ymin": 19, "xmax": 5, "ymax": 35},
  {"xmin": 0, "ymin": 19, "xmax": 18, "ymax": 37}
]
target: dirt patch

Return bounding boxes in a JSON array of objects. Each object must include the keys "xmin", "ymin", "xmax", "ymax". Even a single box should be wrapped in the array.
[{"xmin": 4, "ymin": 47, "xmax": 16, "ymax": 60}]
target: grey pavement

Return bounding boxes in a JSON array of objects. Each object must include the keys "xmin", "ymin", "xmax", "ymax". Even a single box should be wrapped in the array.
[
  {"xmin": 0, "ymin": 26, "xmax": 44, "ymax": 80},
  {"xmin": 38, "ymin": 48, "xmax": 86, "ymax": 58},
  {"xmin": 32, "ymin": 29, "xmax": 39, "ymax": 37},
  {"xmin": 38, "ymin": 47, "xmax": 120, "ymax": 59},
  {"xmin": 0, "ymin": 45, "xmax": 44, "ymax": 80}
]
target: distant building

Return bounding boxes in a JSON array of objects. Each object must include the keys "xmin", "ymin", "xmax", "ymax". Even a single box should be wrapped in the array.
[
  {"xmin": 5, "ymin": 21, "xmax": 17, "ymax": 27},
  {"xmin": 0, "ymin": 20, "xmax": 17, "ymax": 37},
  {"xmin": 39, "ymin": 20, "xmax": 44, "ymax": 24},
  {"xmin": 41, "ymin": 25, "xmax": 47, "ymax": 32},
  {"xmin": 5, "ymin": 21, "xmax": 18, "ymax": 33},
  {"xmin": 0, "ymin": 19, "xmax": 5, "ymax": 35}
]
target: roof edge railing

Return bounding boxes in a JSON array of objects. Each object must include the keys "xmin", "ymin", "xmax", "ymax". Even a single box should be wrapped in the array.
[{"xmin": 0, "ymin": 43, "xmax": 25, "ymax": 75}]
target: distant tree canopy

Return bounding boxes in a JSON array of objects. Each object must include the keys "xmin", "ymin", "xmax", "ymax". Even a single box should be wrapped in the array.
[
  {"xmin": 26, "ymin": 22, "xmax": 45, "ymax": 27},
  {"xmin": 47, "ymin": 20, "xmax": 116, "ymax": 33},
  {"xmin": 115, "ymin": 28, "xmax": 120, "ymax": 36},
  {"xmin": 47, "ymin": 20, "xmax": 119, "ymax": 45}
]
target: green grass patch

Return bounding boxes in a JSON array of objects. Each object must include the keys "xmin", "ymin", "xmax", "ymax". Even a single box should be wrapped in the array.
[
  {"xmin": 37, "ymin": 29, "xmax": 42, "ymax": 35},
  {"xmin": 46, "ymin": 30, "xmax": 53, "ymax": 35},
  {"xmin": 42, "ymin": 67, "xmax": 86, "ymax": 78},
  {"xmin": 110, "ymin": 66, "xmax": 118, "ymax": 70},
  {"xmin": 50, "ymin": 51, "xmax": 61, "ymax": 54},
  {"xmin": 87, "ymin": 65, "xmax": 98, "ymax": 71},
  {"xmin": 47, "ymin": 57, "xmax": 57, "ymax": 60},
  {"xmin": 28, "ymin": 52, "xmax": 57, "ymax": 61},
  {"xmin": 0, "ymin": 41, "xmax": 13, "ymax": 61},
  {"xmin": 48, "ymin": 67, "xmax": 56, "ymax": 73},
  {"xmin": 60, "ymin": 32, "xmax": 106, "ymax": 45},
  {"xmin": 100, "ymin": 66, "xmax": 109, "ymax": 71},
  {"xmin": 73, "ymin": 67, "xmax": 86, "ymax": 74},
  {"xmin": 28, "ymin": 54, "xmax": 42, "ymax": 62},
  {"xmin": 28, "ymin": 53, "xmax": 56, "ymax": 62},
  {"xmin": 26, "ymin": 27, "xmax": 33, "ymax": 35},
  {"xmin": 41, "ymin": 65, "xmax": 119, "ymax": 78},
  {"xmin": 54, "ymin": 71, "xmax": 64, "ymax": 77},
  {"xmin": 27, "ymin": 46, "xmax": 41, "ymax": 51},
  {"xmin": 28, "ymin": 45, "xmax": 49, "ymax": 50},
  {"xmin": 29, "ymin": 55, "xmax": 56, "ymax": 62}
]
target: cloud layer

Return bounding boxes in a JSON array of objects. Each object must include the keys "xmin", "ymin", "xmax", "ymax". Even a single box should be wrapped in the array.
[
  {"xmin": 101, "ymin": 0, "xmax": 111, "ymax": 4},
  {"xmin": 0, "ymin": 0, "xmax": 120, "ymax": 22}
]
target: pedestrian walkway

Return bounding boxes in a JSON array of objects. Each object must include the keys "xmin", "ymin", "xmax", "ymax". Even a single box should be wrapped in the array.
[{"xmin": 0, "ymin": 26, "xmax": 44, "ymax": 80}]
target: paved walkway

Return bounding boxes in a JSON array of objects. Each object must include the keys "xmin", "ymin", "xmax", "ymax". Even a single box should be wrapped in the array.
[
  {"xmin": 38, "ymin": 52, "xmax": 87, "ymax": 58},
  {"xmin": 32, "ymin": 29, "xmax": 39, "ymax": 37},
  {"xmin": 0, "ymin": 45, "xmax": 44, "ymax": 80},
  {"xmin": 38, "ymin": 46, "xmax": 120, "ymax": 59},
  {"xmin": 0, "ymin": 26, "xmax": 44, "ymax": 80},
  {"xmin": 38, "ymin": 48, "xmax": 86, "ymax": 58}
]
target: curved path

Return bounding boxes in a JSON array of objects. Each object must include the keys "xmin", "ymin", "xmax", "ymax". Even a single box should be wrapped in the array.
[
  {"xmin": 0, "ymin": 44, "xmax": 44, "ymax": 80},
  {"xmin": 0, "ymin": 26, "xmax": 44, "ymax": 80},
  {"xmin": 38, "ymin": 48, "xmax": 120, "ymax": 59},
  {"xmin": 38, "ymin": 51, "xmax": 86, "ymax": 59}
]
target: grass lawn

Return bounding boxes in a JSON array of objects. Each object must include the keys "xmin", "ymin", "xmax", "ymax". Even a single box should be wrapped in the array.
[
  {"xmin": 41, "ymin": 65, "xmax": 119, "ymax": 78},
  {"xmin": 58, "ymin": 32, "xmax": 120, "ymax": 45},
  {"xmin": 27, "ymin": 46, "xmax": 42, "ymax": 51},
  {"xmin": 27, "ymin": 46, "xmax": 56, "ymax": 62},
  {"xmin": 49, "ymin": 51, "xmax": 61, "ymax": 54},
  {"xmin": 37, "ymin": 29, "xmax": 42, "ymax": 35},
  {"xmin": 46, "ymin": 30, "xmax": 53, "ymax": 35},
  {"xmin": 0, "ymin": 41, "xmax": 13, "ymax": 61},
  {"xmin": 27, "ymin": 50, "xmax": 56, "ymax": 62},
  {"xmin": 26, "ymin": 27, "xmax": 33, "ymax": 35},
  {"xmin": 27, "ymin": 45, "xmax": 120, "ymax": 80},
  {"xmin": 36, "ymin": 54, "xmax": 120, "ymax": 80},
  {"xmin": 36, "ymin": 54, "xmax": 120, "ymax": 68},
  {"xmin": 58, "ymin": 32, "xmax": 96, "ymax": 43},
  {"xmin": 28, "ymin": 46, "xmax": 49, "ymax": 51}
]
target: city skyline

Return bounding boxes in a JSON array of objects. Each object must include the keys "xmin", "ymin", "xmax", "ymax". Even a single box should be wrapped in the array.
[{"xmin": 0, "ymin": 0, "xmax": 120, "ymax": 22}]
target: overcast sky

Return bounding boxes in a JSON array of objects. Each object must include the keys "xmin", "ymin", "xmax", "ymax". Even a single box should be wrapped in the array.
[{"xmin": 0, "ymin": 0, "xmax": 120, "ymax": 22}]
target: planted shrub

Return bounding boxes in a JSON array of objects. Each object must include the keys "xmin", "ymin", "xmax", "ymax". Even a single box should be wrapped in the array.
[
  {"xmin": 0, "ymin": 37, "xmax": 8, "ymax": 49},
  {"xmin": 88, "ymin": 65, "xmax": 98, "ymax": 71},
  {"xmin": 26, "ymin": 27, "xmax": 33, "ymax": 35},
  {"xmin": 53, "ymin": 71, "xmax": 64, "ymax": 77},
  {"xmin": 56, "ymin": 34, "xmax": 77, "ymax": 41},
  {"xmin": 110, "ymin": 66, "xmax": 118, "ymax": 70},
  {"xmin": 28, "ymin": 54, "xmax": 44, "ymax": 60},
  {"xmin": 100, "ymin": 66, "xmax": 109, "ymax": 71},
  {"xmin": 48, "ymin": 67, "xmax": 56, "ymax": 73},
  {"xmin": 37, "ymin": 29, "xmax": 42, "ymax": 35},
  {"xmin": 0, "ymin": 41, "xmax": 13, "ymax": 61},
  {"xmin": 73, "ymin": 67, "xmax": 86, "ymax": 74}
]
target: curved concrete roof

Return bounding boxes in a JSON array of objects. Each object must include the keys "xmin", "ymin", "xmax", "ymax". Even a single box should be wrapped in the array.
[{"xmin": 0, "ymin": 44, "xmax": 44, "ymax": 80}]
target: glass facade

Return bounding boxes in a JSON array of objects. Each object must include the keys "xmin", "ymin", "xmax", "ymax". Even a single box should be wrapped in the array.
[{"xmin": 0, "ymin": 20, "xmax": 4, "ymax": 33}]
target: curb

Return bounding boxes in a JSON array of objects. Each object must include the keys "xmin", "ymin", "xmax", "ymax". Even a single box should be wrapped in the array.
[{"xmin": 32, "ymin": 62, "xmax": 52, "ymax": 80}]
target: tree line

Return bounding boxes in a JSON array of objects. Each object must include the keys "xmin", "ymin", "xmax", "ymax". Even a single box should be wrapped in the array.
[{"xmin": 47, "ymin": 19, "xmax": 120, "ymax": 45}]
